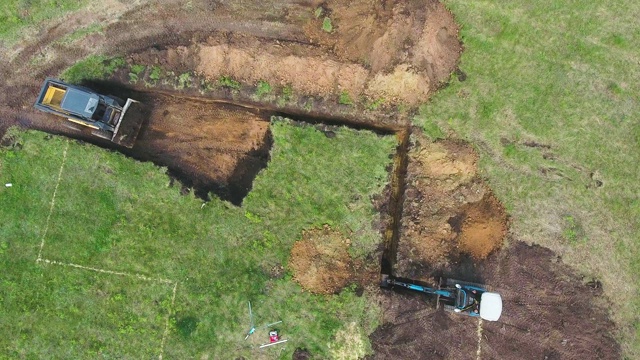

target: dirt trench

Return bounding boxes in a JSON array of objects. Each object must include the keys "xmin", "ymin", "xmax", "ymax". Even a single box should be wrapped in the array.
[{"xmin": 367, "ymin": 129, "xmax": 620, "ymax": 359}]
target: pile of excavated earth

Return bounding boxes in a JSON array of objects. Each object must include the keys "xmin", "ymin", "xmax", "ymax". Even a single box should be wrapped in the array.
[{"xmin": 0, "ymin": 0, "xmax": 620, "ymax": 358}]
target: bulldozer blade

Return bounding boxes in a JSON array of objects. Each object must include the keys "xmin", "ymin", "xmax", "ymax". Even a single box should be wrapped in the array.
[{"xmin": 112, "ymin": 99, "xmax": 145, "ymax": 148}]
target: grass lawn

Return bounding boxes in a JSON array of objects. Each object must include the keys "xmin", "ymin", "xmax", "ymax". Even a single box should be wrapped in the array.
[
  {"xmin": 0, "ymin": 0, "xmax": 87, "ymax": 44},
  {"xmin": 417, "ymin": 0, "xmax": 640, "ymax": 355},
  {"xmin": 0, "ymin": 121, "xmax": 395, "ymax": 358}
]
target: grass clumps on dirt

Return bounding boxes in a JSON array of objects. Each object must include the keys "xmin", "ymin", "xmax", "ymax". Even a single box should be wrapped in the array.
[
  {"xmin": 53, "ymin": 23, "xmax": 103, "ymax": 46},
  {"xmin": 338, "ymin": 91, "xmax": 353, "ymax": 106},
  {"xmin": 0, "ymin": 120, "xmax": 394, "ymax": 359},
  {"xmin": 416, "ymin": 0, "xmax": 640, "ymax": 355},
  {"xmin": 218, "ymin": 75, "xmax": 241, "ymax": 90},
  {"xmin": 60, "ymin": 55, "xmax": 125, "ymax": 84},
  {"xmin": 128, "ymin": 64, "xmax": 146, "ymax": 84},
  {"xmin": 322, "ymin": 17, "xmax": 333, "ymax": 33},
  {"xmin": 255, "ymin": 80, "xmax": 272, "ymax": 98}
]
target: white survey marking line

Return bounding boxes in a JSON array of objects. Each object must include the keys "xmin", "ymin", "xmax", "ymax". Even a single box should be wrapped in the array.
[
  {"xmin": 37, "ymin": 140, "xmax": 69, "ymax": 261},
  {"xmin": 159, "ymin": 281, "xmax": 179, "ymax": 360},
  {"xmin": 37, "ymin": 258, "xmax": 173, "ymax": 284},
  {"xmin": 476, "ymin": 318, "xmax": 483, "ymax": 360}
]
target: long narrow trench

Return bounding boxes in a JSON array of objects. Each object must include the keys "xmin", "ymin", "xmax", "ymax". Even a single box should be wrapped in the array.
[{"xmin": 380, "ymin": 127, "xmax": 411, "ymax": 278}]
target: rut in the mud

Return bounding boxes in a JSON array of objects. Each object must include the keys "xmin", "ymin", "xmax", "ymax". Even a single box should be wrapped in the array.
[{"xmin": 380, "ymin": 128, "xmax": 411, "ymax": 276}]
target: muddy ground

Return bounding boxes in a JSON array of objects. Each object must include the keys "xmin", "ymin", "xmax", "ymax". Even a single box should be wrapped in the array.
[
  {"xmin": 369, "ymin": 242, "xmax": 619, "ymax": 360},
  {"xmin": 0, "ymin": 0, "xmax": 622, "ymax": 358},
  {"xmin": 395, "ymin": 132, "xmax": 508, "ymax": 280}
]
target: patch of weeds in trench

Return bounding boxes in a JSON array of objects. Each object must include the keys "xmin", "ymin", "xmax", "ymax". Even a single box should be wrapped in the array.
[
  {"xmin": 199, "ymin": 79, "xmax": 215, "ymax": 94},
  {"xmin": 128, "ymin": 64, "xmax": 146, "ymax": 84},
  {"xmin": 277, "ymin": 84, "xmax": 295, "ymax": 107},
  {"xmin": 339, "ymin": 91, "xmax": 353, "ymax": 106},
  {"xmin": 365, "ymin": 97, "xmax": 385, "ymax": 111},
  {"xmin": 60, "ymin": 55, "xmax": 126, "ymax": 84},
  {"xmin": 322, "ymin": 17, "xmax": 333, "ymax": 33},
  {"xmin": 255, "ymin": 80, "xmax": 272, "ymax": 98},
  {"xmin": 218, "ymin": 75, "xmax": 241, "ymax": 91},
  {"xmin": 144, "ymin": 66, "xmax": 163, "ymax": 87},
  {"xmin": 176, "ymin": 72, "xmax": 193, "ymax": 90}
]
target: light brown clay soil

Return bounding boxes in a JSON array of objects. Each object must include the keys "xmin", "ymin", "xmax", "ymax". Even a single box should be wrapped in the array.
[
  {"xmin": 396, "ymin": 131, "xmax": 508, "ymax": 279},
  {"xmin": 288, "ymin": 225, "xmax": 353, "ymax": 294}
]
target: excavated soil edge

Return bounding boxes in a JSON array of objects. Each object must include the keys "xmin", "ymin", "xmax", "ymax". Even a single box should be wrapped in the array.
[{"xmin": 0, "ymin": 1, "xmax": 623, "ymax": 358}]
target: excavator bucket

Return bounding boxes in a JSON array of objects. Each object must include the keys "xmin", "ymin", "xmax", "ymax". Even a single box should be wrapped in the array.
[{"xmin": 112, "ymin": 99, "xmax": 145, "ymax": 148}]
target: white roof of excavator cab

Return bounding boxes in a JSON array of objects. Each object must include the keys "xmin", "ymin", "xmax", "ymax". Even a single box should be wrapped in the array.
[{"xmin": 480, "ymin": 292, "xmax": 502, "ymax": 321}]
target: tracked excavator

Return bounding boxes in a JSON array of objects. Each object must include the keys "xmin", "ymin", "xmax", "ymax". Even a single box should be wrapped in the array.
[{"xmin": 381, "ymin": 274, "xmax": 502, "ymax": 321}]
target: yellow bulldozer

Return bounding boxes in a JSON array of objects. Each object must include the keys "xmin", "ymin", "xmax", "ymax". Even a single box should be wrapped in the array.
[{"xmin": 34, "ymin": 78, "xmax": 144, "ymax": 148}]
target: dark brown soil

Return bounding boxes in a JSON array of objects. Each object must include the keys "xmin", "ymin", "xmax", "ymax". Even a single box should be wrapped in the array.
[
  {"xmin": 369, "ymin": 242, "xmax": 621, "ymax": 360},
  {"xmin": 395, "ymin": 131, "xmax": 508, "ymax": 280},
  {"xmin": 127, "ymin": 93, "xmax": 272, "ymax": 204}
]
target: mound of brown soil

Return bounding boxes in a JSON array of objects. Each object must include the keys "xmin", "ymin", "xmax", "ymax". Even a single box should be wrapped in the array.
[
  {"xmin": 455, "ymin": 193, "xmax": 508, "ymax": 259},
  {"xmin": 396, "ymin": 132, "xmax": 508, "ymax": 278},
  {"xmin": 288, "ymin": 225, "xmax": 353, "ymax": 294}
]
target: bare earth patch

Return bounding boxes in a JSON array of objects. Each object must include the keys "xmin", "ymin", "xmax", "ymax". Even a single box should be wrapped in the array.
[{"xmin": 288, "ymin": 225, "xmax": 353, "ymax": 294}]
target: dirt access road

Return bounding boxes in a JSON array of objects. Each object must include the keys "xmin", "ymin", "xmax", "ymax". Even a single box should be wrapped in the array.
[{"xmin": 0, "ymin": 0, "xmax": 621, "ymax": 358}]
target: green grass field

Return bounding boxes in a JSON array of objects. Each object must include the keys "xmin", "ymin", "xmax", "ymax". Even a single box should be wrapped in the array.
[
  {"xmin": 0, "ymin": 0, "xmax": 87, "ymax": 44},
  {"xmin": 417, "ymin": 0, "xmax": 640, "ymax": 355},
  {"xmin": 0, "ymin": 122, "xmax": 395, "ymax": 358}
]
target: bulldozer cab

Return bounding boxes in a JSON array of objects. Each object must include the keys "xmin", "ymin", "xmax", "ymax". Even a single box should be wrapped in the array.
[{"xmin": 34, "ymin": 78, "xmax": 145, "ymax": 148}]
